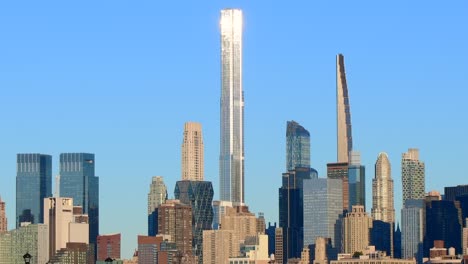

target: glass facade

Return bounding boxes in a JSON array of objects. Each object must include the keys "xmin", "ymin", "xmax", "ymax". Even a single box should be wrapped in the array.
[
  {"xmin": 286, "ymin": 121, "xmax": 310, "ymax": 171},
  {"xmin": 174, "ymin": 180, "xmax": 214, "ymax": 264},
  {"xmin": 401, "ymin": 199, "xmax": 424, "ymax": 264},
  {"xmin": 59, "ymin": 153, "xmax": 99, "ymax": 249},
  {"xmin": 219, "ymin": 9, "xmax": 244, "ymax": 204},
  {"xmin": 348, "ymin": 164, "xmax": 365, "ymax": 211},
  {"xmin": 303, "ymin": 178, "xmax": 343, "ymax": 252},
  {"xmin": 16, "ymin": 153, "xmax": 52, "ymax": 227}
]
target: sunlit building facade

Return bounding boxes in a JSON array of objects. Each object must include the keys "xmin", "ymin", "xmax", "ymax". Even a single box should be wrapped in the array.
[
  {"xmin": 220, "ymin": 8, "xmax": 244, "ymax": 204},
  {"xmin": 336, "ymin": 54, "xmax": 353, "ymax": 163},
  {"xmin": 402, "ymin": 149, "xmax": 425, "ymax": 206},
  {"xmin": 182, "ymin": 122, "xmax": 204, "ymax": 181},
  {"xmin": 286, "ymin": 121, "xmax": 310, "ymax": 171}
]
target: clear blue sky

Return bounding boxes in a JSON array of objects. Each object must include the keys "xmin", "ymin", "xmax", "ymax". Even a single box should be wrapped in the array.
[{"xmin": 1, "ymin": 0, "xmax": 467, "ymax": 259}]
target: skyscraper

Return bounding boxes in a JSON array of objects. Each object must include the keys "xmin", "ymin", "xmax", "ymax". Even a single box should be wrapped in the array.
[
  {"xmin": 59, "ymin": 153, "xmax": 99, "ymax": 252},
  {"xmin": 157, "ymin": 200, "xmax": 193, "ymax": 255},
  {"xmin": 0, "ymin": 196, "xmax": 6, "ymax": 233},
  {"xmin": 219, "ymin": 8, "xmax": 244, "ymax": 204},
  {"xmin": 342, "ymin": 205, "xmax": 373, "ymax": 254},
  {"xmin": 402, "ymin": 149, "xmax": 425, "ymax": 206},
  {"xmin": 303, "ymin": 178, "xmax": 343, "ymax": 254},
  {"xmin": 348, "ymin": 151, "xmax": 365, "ymax": 211},
  {"xmin": 182, "ymin": 122, "xmax": 204, "ymax": 181},
  {"xmin": 174, "ymin": 180, "xmax": 214, "ymax": 263},
  {"xmin": 372, "ymin": 152, "xmax": 395, "ymax": 256},
  {"xmin": 16, "ymin": 153, "xmax": 52, "ymax": 227},
  {"xmin": 401, "ymin": 199, "xmax": 424, "ymax": 264},
  {"xmin": 327, "ymin": 162, "xmax": 349, "ymax": 211},
  {"xmin": 286, "ymin": 121, "xmax": 310, "ymax": 171},
  {"xmin": 147, "ymin": 176, "xmax": 168, "ymax": 236},
  {"xmin": 372, "ymin": 152, "xmax": 395, "ymax": 223},
  {"xmin": 336, "ymin": 54, "xmax": 353, "ymax": 163}
]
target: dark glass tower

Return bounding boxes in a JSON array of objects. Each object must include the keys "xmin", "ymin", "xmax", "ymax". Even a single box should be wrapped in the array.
[
  {"xmin": 424, "ymin": 200, "xmax": 462, "ymax": 256},
  {"xmin": 371, "ymin": 220, "xmax": 392, "ymax": 256},
  {"xmin": 174, "ymin": 180, "xmax": 214, "ymax": 264},
  {"xmin": 348, "ymin": 151, "xmax": 365, "ymax": 211},
  {"xmin": 16, "ymin": 153, "xmax": 52, "ymax": 226},
  {"xmin": 286, "ymin": 121, "xmax": 310, "ymax": 171},
  {"xmin": 59, "ymin": 153, "xmax": 99, "ymax": 250},
  {"xmin": 278, "ymin": 167, "xmax": 311, "ymax": 263},
  {"xmin": 394, "ymin": 223, "xmax": 402, "ymax": 258}
]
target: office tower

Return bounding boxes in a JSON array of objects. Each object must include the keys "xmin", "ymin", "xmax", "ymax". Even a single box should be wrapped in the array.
[
  {"xmin": 275, "ymin": 228, "xmax": 284, "ymax": 264},
  {"xmin": 279, "ymin": 167, "xmax": 312, "ymax": 262},
  {"xmin": 0, "ymin": 223, "xmax": 49, "ymax": 264},
  {"xmin": 0, "ymin": 197, "xmax": 6, "ymax": 233},
  {"xmin": 342, "ymin": 205, "xmax": 373, "ymax": 254},
  {"xmin": 348, "ymin": 151, "xmax": 365, "ymax": 211},
  {"xmin": 372, "ymin": 152, "xmax": 395, "ymax": 223},
  {"xmin": 182, "ymin": 122, "xmax": 204, "ymax": 181},
  {"xmin": 401, "ymin": 199, "xmax": 424, "ymax": 264},
  {"xmin": 157, "ymin": 200, "xmax": 193, "ymax": 255},
  {"xmin": 97, "ymin": 233, "xmax": 121, "ymax": 261},
  {"xmin": 445, "ymin": 185, "xmax": 468, "ymax": 201},
  {"xmin": 44, "ymin": 197, "xmax": 89, "ymax": 259},
  {"xmin": 212, "ymin": 200, "xmax": 233, "ymax": 230},
  {"xmin": 148, "ymin": 176, "xmax": 167, "ymax": 236},
  {"xmin": 394, "ymin": 223, "xmax": 402, "ymax": 259},
  {"xmin": 286, "ymin": 121, "xmax": 310, "ymax": 171},
  {"xmin": 327, "ymin": 162, "xmax": 349, "ymax": 212},
  {"xmin": 372, "ymin": 152, "xmax": 395, "ymax": 256},
  {"xmin": 16, "ymin": 153, "xmax": 52, "ymax": 226},
  {"xmin": 219, "ymin": 8, "xmax": 244, "ymax": 204},
  {"xmin": 202, "ymin": 230, "xmax": 239, "ymax": 264},
  {"xmin": 401, "ymin": 149, "xmax": 425, "ymax": 206},
  {"xmin": 424, "ymin": 200, "xmax": 462, "ymax": 256},
  {"xmin": 303, "ymin": 178, "xmax": 343, "ymax": 253},
  {"xmin": 174, "ymin": 180, "xmax": 214, "ymax": 263},
  {"xmin": 336, "ymin": 54, "xmax": 353, "ymax": 163},
  {"xmin": 266, "ymin": 222, "xmax": 277, "ymax": 256},
  {"xmin": 59, "ymin": 153, "xmax": 99, "ymax": 251}
]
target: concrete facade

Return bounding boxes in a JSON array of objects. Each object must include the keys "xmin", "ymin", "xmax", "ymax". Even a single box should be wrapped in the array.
[
  {"xmin": 342, "ymin": 206, "xmax": 373, "ymax": 254},
  {"xmin": 182, "ymin": 122, "xmax": 204, "ymax": 181}
]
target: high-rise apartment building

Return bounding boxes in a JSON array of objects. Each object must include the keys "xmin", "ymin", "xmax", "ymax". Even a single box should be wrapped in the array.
[
  {"xmin": 336, "ymin": 54, "xmax": 353, "ymax": 163},
  {"xmin": 220, "ymin": 205, "xmax": 258, "ymax": 243},
  {"xmin": 182, "ymin": 122, "xmax": 204, "ymax": 181},
  {"xmin": 137, "ymin": 235, "xmax": 160, "ymax": 264},
  {"xmin": 444, "ymin": 185, "xmax": 468, "ymax": 202},
  {"xmin": 202, "ymin": 229, "xmax": 239, "ymax": 264},
  {"xmin": 16, "ymin": 153, "xmax": 52, "ymax": 226},
  {"xmin": 463, "ymin": 219, "xmax": 468, "ymax": 255},
  {"xmin": 303, "ymin": 178, "xmax": 343, "ymax": 252},
  {"xmin": 348, "ymin": 151, "xmax": 365, "ymax": 211},
  {"xmin": 327, "ymin": 162, "xmax": 349, "ymax": 211},
  {"xmin": 157, "ymin": 200, "xmax": 193, "ymax": 255},
  {"xmin": 59, "ymin": 153, "xmax": 99, "ymax": 250},
  {"xmin": 372, "ymin": 152, "xmax": 395, "ymax": 223},
  {"xmin": 44, "ymin": 197, "xmax": 89, "ymax": 259},
  {"xmin": 147, "ymin": 176, "xmax": 167, "ymax": 236},
  {"xmin": 212, "ymin": 200, "xmax": 233, "ymax": 230},
  {"xmin": 97, "ymin": 233, "xmax": 121, "ymax": 261},
  {"xmin": 0, "ymin": 223, "xmax": 49, "ymax": 264},
  {"xmin": 0, "ymin": 197, "xmax": 6, "ymax": 233},
  {"xmin": 342, "ymin": 205, "xmax": 373, "ymax": 254},
  {"xmin": 286, "ymin": 121, "xmax": 310, "ymax": 171},
  {"xmin": 402, "ymin": 149, "xmax": 425, "ymax": 206},
  {"xmin": 371, "ymin": 152, "xmax": 395, "ymax": 256},
  {"xmin": 174, "ymin": 180, "xmax": 213, "ymax": 263},
  {"xmin": 275, "ymin": 228, "xmax": 284, "ymax": 264},
  {"xmin": 401, "ymin": 199, "xmax": 424, "ymax": 264},
  {"xmin": 219, "ymin": 8, "xmax": 244, "ymax": 204}
]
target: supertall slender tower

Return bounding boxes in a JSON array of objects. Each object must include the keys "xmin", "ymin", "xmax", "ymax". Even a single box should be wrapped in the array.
[
  {"xmin": 182, "ymin": 122, "xmax": 204, "ymax": 181},
  {"xmin": 372, "ymin": 152, "xmax": 395, "ymax": 223},
  {"xmin": 219, "ymin": 8, "xmax": 244, "ymax": 204},
  {"xmin": 336, "ymin": 54, "xmax": 353, "ymax": 163}
]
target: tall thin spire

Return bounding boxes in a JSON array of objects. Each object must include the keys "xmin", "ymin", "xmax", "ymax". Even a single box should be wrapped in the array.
[
  {"xmin": 219, "ymin": 8, "xmax": 244, "ymax": 204},
  {"xmin": 336, "ymin": 54, "xmax": 353, "ymax": 163}
]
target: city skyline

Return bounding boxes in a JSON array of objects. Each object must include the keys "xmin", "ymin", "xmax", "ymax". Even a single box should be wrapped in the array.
[{"xmin": 1, "ymin": 1, "xmax": 467, "ymax": 259}]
